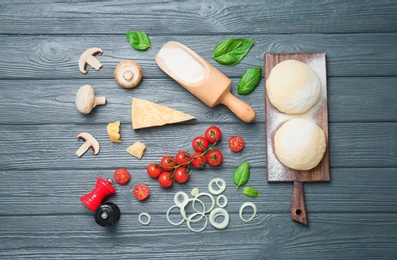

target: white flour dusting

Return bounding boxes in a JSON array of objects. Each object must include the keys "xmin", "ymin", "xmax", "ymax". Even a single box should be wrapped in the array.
[{"xmin": 158, "ymin": 47, "xmax": 206, "ymax": 84}]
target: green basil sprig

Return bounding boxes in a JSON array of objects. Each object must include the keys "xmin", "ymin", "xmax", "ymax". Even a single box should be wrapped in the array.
[
  {"xmin": 243, "ymin": 187, "xmax": 260, "ymax": 198},
  {"xmin": 213, "ymin": 38, "xmax": 254, "ymax": 66},
  {"xmin": 126, "ymin": 31, "xmax": 151, "ymax": 51},
  {"xmin": 233, "ymin": 162, "xmax": 250, "ymax": 189},
  {"xmin": 238, "ymin": 67, "xmax": 262, "ymax": 95}
]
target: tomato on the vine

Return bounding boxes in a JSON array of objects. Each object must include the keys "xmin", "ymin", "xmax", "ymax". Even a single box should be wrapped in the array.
[
  {"xmin": 173, "ymin": 166, "xmax": 190, "ymax": 183},
  {"xmin": 147, "ymin": 163, "xmax": 163, "ymax": 178},
  {"xmin": 113, "ymin": 168, "xmax": 131, "ymax": 184},
  {"xmin": 158, "ymin": 171, "xmax": 173, "ymax": 188},
  {"xmin": 191, "ymin": 151, "xmax": 207, "ymax": 169},
  {"xmin": 229, "ymin": 136, "xmax": 245, "ymax": 152},
  {"xmin": 134, "ymin": 184, "xmax": 150, "ymax": 201},
  {"xmin": 192, "ymin": 136, "xmax": 209, "ymax": 152},
  {"xmin": 160, "ymin": 156, "xmax": 177, "ymax": 171},
  {"xmin": 205, "ymin": 126, "xmax": 222, "ymax": 143},
  {"xmin": 175, "ymin": 151, "xmax": 191, "ymax": 165},
  {"xmin": 207, "ymin": 149, "xmax": 223, "ymax": 167}
]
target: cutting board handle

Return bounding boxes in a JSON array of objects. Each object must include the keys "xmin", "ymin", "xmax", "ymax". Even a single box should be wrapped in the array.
[
  {"xmin": 291, "ymin": 182, "xmax": 308, "ymax": 225},
  {"xmin": 220, "ymin": 92, "xmax": 256, "ymax": 123}
]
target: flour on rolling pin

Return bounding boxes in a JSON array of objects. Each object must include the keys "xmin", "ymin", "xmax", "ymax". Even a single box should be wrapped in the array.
[{"xmin": 156, "ymin": 41, "xmax": 256, "ymax": 123}]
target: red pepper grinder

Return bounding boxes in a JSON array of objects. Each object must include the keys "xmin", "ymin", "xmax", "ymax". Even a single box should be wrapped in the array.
[{"xmin": 80, "ymin": 177, "xmax": 116, "ymax": 212}]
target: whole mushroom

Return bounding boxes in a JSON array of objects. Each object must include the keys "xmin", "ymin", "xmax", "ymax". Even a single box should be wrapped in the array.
[
  {"xmin": 114, "ymin": 60, "xmax": 143, "ymax": 89},
  {"xmin": 75, "ymin": 84, "xmax": 106, "ymax": 114}
]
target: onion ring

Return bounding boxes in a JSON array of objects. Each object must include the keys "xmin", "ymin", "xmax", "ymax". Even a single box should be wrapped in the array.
[
  {"xmin": 209, "ymin": 208, "xmax": 229, "ymax": 230},
  {"xmin": 216, "ymin": 194, "xmax": 228, "ymax": 208},
  {"xmin": 193, "ymin": 192, "xmax": 215, "ymax": 214},
  {"xmin": 208, "ymin": 178, "xmax": 226, "ymax": 195},
  {"xmin": 138, "ymin": 212, "xmax": 151, "ymax": 226},
  {"xmin": 186, "ymin": 212, "xmax": 208, "ymax": 233},
  {"xmin": 239, "ymin": 202, "xmax": 257, "ymax": 223}
]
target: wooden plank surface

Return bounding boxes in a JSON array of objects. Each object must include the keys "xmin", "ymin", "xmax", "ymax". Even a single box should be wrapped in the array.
[
  {"xmin": 1, "ymin": 0, "xmax": 396, "ymax": 34},
  {"xmin": 1, "ymin": 0, "xmax": 397, "ymax": 259},
  {"xmin": 0, "ymin": 34, "xmax": 397, "ymax": 80}
]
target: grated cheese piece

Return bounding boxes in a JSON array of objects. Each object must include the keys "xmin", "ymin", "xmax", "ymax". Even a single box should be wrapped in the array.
[
  {"xmin": 126, "ymin": 141, "xmax": 146, "ymax": 159},
  {"xmin": 107, "ymin": 120, "xmax": 121, "ymax": 143}
]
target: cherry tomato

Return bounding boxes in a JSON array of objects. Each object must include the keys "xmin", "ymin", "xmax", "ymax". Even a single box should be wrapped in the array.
[
  {"xmin": 205, "ymin": 126, "xmax": 222, "ymax": 143},
  {"xmin": 173, "ymin": 166, "xmax": 190, "ymax": 183},
  {"xmin": 113, "ymin": 168, "xmax": 130, "ymax": 184},
  {"xmin": 147, "ymin": 163, "xmax": 163, "ymax": 178},
  {"xmin": 192, "ymin": 136, "xmax": 209, "ymax": 152},
  {"xmin": 158, "ymin": 171, "xmax": 173, "ymax": 188},
  {"xmin": 134, "ymin": 184, "xmax": 150, "ymax": 201},
  {"xmin": 175, "ymin": 151, "xmax": 191, "ymax": 165},
  {"xmin": 160, "ymin": 156, "xmax": 177, "ymax": 171},
  {"xmin": 206, "ymin": 149, "xmax": 223, "ymax": 167},
  {"xmin": 191, "ymin": 151, "xmax": 207, "ymax": 169},
  {"xmin": 229, "ymin": 136, "xmax": 245, "ymax": 152}
]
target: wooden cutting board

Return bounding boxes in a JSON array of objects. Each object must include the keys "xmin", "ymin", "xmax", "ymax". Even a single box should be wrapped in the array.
[{"xmin": 265, "ymin": 53, "xmax": 330, "ymax": 225}]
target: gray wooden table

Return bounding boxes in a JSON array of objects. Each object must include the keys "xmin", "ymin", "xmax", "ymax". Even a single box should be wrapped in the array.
[{"xmin": 1, "ymin": 0, "xmax": 397, "ymax": 259}]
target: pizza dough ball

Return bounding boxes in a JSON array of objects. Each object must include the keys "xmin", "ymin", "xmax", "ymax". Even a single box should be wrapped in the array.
[
  {"xmin": 274, "ymin": 118, "xmax": 326, "ymax": 170},
  {"xmin": 266, "ymin": 60, "xmax": 321, "ymax": 114}
]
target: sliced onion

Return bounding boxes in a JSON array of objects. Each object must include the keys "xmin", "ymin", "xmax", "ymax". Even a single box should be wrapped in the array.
[
  {"xmin": 184, "ymin": 198, "xmax": 205, "ymax": 222},
  {"xmin": 174, "ymin": 191, "xmax": 189, "ymax": 208},
  {"xmin": 166, "ymin": 205, "xmax": 185, "ymax": 226},
  {"xmin": 193, "ymin": 192, "xmax": 215, "ymax": 214},
  {"xmin": 191, "ymin": 188, "xmax": 199, "ymax": 197},
  {"xmin": 209, "ymin": 208, "xmax": 229, "ymax": 229},
  {"xmin": 186, "ymin": 213, "xmax": 208, "ymax": 233},
  {"xmin": 239, "ymin": 202, "xmax": 257, "ymax": 223},
  {"xmin": 138, "ymin": 212, "xmax": 151, "ymax": 226},
  {"xmin": 216, "ymin": 194, "xmax": 228, "ymax": 208},
  {"xmin": 208, "ymin": 178, "xmax": 226, "ymax": 195}
]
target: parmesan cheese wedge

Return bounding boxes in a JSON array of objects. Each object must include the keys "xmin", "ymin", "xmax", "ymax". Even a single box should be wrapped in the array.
[
  {"xmin": 126, "ymin": 141, "xmax": 146, "ymax": 159},
  {"xmin": 132, "ymin": 98, "xmax": 195, "ymax": 130}
]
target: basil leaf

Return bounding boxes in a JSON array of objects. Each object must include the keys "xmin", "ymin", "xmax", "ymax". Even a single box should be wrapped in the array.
[
  {"xmin": 238, "ymin": 67, "xmax": 262, "ymax": 95},
  {"xmin": 213, "ymin": 38, "xmax": 254, "ymax": 66},
  {"xmin": 243, "ymin": 187, "xmax": 260, "ymax": 198},
  {"xmin": 233, "ymin": 162, "xmax": 250, "ymax": 189},
  {"xmin": 126, "ymin": 31, "xmax": 151, "ymax": 51}
]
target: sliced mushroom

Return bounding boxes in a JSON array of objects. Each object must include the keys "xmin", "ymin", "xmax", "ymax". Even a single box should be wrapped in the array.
[
  {"xmin": 114, "ymin": 60, "xmax": 143, "ymax": 89},
  {"xmin": 75, "ymin": 132, "xmax": 100, "ymax": 157},
  {"xmin": 79, "ymin": 47, "xmax": 103, "ymax": 74},
  {"xmin": 75, "ymin": 84, "xmax": 106, "ymax": 114}
]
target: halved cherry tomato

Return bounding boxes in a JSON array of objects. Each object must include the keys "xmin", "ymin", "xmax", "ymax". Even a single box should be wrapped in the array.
[
  {"xmin": 175, "ymin": 151, "xmax": 191, "ymax": 165},
  {"xmin": 147, "ymin": 163, "xmax": 163, "ymax": 178},
  {"xmin": 205, "ymin": 126, "xmax": 222, "ymax": 143},
  {"xmin": 229, "ymin": 136, "xmax": 245, "ymax": 152},
  {"xmin": 158, "ymin": 171, "xmax": 173, "ymax": 188},
  {"xmin": 206, "ymin": 149, "xmax": 223, "ymax": 166},
  {"xmin": 192, "ymin": 136, "xmax": 209, "ymax": 152},
  {"xmin": 160, "ymin": 156, "xmax": 177, "ymax": 171},
  {"xmin": 191, "ymin": 151, "xmax": 207, "ymax": 169},
  {"xmin": 114, "ymin": 168, "xmax": 131, "ymax": 184},
  {"xmin": 134, "ymin": 184, "xmax": 150, "ymax": 201},
  {"xmin": 173, "ymin": 166, "xmax": 190, "ymax": 183}
]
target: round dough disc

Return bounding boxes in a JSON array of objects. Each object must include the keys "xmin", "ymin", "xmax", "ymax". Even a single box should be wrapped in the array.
[
  {"xmin": 266, "ymin": 60, "xmax": 321, "ymax": 114},
  {"xmin": 274, "ymin": 118, "xmax": 326, "ymax": 170}
]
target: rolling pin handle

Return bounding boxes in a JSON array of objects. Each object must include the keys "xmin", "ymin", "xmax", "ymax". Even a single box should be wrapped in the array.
[
  {"xmin": 291, "ymin": 181, "xmax": 308, "ymax": 225},
  {"xmin": 220, "ymin": 92, "xmax": 256, "ymax": 123}
]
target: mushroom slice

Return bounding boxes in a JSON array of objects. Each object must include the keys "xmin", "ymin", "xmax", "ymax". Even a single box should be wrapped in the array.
[
  {"xmin": 79, "ymin": 47, "xmax": 103, "ymax": 74},
  {"xmin": 114, "ymin": 60, "xmax": 143, "ymax": 89}
]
